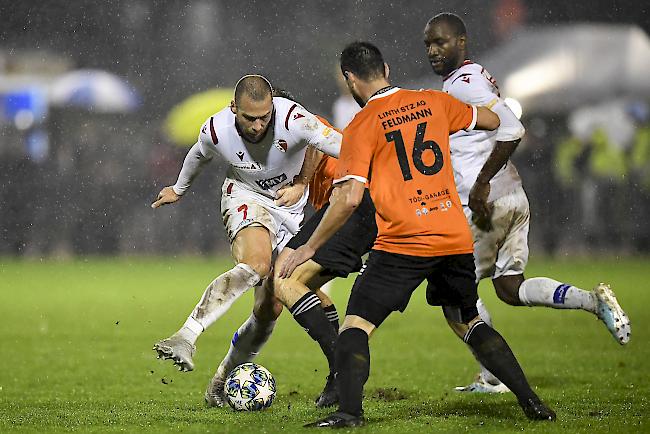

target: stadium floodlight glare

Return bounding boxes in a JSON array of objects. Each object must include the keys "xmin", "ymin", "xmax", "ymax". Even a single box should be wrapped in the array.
[
  {"xmin": 504, "ymin": 97, "xmax": 523, "ymax": 119},
  {"xmin": 503, "ymin": 52, "xmax": 573, "ymax": 101}
]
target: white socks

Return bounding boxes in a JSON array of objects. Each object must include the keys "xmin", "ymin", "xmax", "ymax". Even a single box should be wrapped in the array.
[
  {"xmin": 177, "ymin": 317, "xmax": 203, "ymax": 345},
  {"xmin": 518, "ymin": 277, "xmax": 596, "ymax": 313},
  {"xmin": 178, "ymin": 263, "xmax": 260, "ymax": 345},
  {"xmin": 216, "ymin": 313, "xmax": 276, "ymax": 379}
]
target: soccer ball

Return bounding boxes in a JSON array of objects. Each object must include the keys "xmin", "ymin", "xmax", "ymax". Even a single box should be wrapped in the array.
[{"xmin": 224, "ymin": 363, "xmax": 276, "ymax": 411}]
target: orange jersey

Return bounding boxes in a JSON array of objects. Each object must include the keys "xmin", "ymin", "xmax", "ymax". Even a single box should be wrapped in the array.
[
  {"xmin": 335, "ymin": 87, "xmax": 477, "ymax": 257},
  {"xmin": 309, "ymin": 154, "xmax": 338, "ymax": 210},
  {"xmin": 308, "ymin": 116, "xmax": 340, "ymax": 210}
]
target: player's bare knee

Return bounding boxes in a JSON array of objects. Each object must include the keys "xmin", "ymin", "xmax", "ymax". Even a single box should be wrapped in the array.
[
  {"xmin": 442, "ymin": 305, "xmax": 480, "ymax": 339},
  {"xmin": 253, "ymin": 292, "xmax": 283, "ymax": 321},
  {"xmin": 244, "ymin": 258, "xmax": 271, "ymax": 280},
  {"xmin": 340, "ymin": 315, "xmax": 375, "ymax": 336},
  {"xmin": 493, "ymin": 275, "xmax": 525, "ymax": 306},
  {"xmin": 272, "ymin": 276, "xmax": 296, "ymax": 306},
  {"xmin": 494, "ymin": 285, "xmax": 522, "ymax": 306},
  {"xmin": 253, "ymin": 301, "xmax": 282, "ymax": 322}
]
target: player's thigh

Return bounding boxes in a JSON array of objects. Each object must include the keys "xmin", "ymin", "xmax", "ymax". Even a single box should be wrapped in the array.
[
  {"xmin": 427, "ymin": 253, "xmax": 480, "ymax": 339},
  {"xmin": 273, "ymin": 248, "xmax": 328, "ymax": 304},
  {"xmin": 345, "ymin": 250, "xmax": 428, "ymax": 329},
  {"xmin": 222, "ymin": 183, "xmax": 297, "ymax": 256},
  {"xmin": 309, "ymin": 191, "xmax": 377, "ymax": 279},
  {"xmin": 232, "ymin": 226, "xmax": 273, "ymax": 277},
  {"xmin": 465, "ymin": 199, "xmax": 508, "ymax": 281},
  {"xmin": 492, "ymin": 188, "xmax": 530, "ymax": 280},
  {"xmin": 426, "ymin": 254, "xmax": 478, "ymax": 307}
]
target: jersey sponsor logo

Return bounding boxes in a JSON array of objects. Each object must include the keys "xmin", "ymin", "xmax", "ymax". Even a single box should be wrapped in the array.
[
  {"xmin": 232, "ymin": 161, "xmax": 262, "ymax": 171},
  {"xmin": 273, "ymin": 139, "xmax": 288, "ymax": 152},
  {"xmin": 256, "ymin": 173, "xmax": 287, "ymax": 190},
  {"xmin": 322, "ymin": 127, "xmax": 333, "ymax": 138},
  {"xmin": 236, "ymin": 151, "xmax": 245, "ymax": 161}
]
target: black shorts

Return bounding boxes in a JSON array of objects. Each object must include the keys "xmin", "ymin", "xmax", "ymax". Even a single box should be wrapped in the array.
[
  {"xmin": 286, "ymin": 189, "xmax": 377, "ymax": 278},
  {"xmin": 346, "ymin": 250, "xmax": 478, "ymax": 327}
]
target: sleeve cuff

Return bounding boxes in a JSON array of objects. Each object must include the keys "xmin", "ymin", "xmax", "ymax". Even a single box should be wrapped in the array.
[
  {"xmin": 333, "ymin": 175, "xmax": 367, "ymax": 185},
  {"xmin": 172, "ymin": 185, "xmax": 185, "ymax": 196},
  {"xmin": 465, "ymin": 105, "xmax": 477, "ymax": 131}
]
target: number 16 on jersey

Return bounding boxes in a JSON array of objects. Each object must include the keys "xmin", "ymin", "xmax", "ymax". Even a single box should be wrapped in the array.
[{"xmin": 385, "ymin": 122, "xmax": 444, "ymax": 181}]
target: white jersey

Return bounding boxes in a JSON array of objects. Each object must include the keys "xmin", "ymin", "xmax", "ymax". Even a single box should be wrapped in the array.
[
  {"xmin": 442, "ymin": 61, "xmax": 525, "ymax": 205},
  {"xmin": 172, "ymin": 96, "xmax": 341, "ymax": 212}
]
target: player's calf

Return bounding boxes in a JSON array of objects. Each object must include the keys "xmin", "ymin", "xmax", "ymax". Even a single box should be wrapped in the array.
[
  {"xmin": 444, "ymin": 306, "xmax": 555, "ymax": 421},
  {"xmin": 461, "ymin": 319, "xmax": 555, "ymax": 421}
]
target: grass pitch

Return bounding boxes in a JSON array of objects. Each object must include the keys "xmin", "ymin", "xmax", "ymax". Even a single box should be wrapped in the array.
[{"xmin": 1, "ymin": 256, "xmax": 648, "ymax": 433}]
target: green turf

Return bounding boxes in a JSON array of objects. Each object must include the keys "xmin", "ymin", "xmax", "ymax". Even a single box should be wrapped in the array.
[{"xmin": 0, "ymin": 256, "xmax": 648, "ymax": 433}]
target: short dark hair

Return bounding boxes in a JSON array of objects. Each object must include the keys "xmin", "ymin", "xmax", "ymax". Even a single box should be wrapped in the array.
[
  {"xmin": 234, "ymin": 75, "xmax": 273, "ymax": 104},
  {"xmin": 272, "ymin": 88, "xmax": 298, "ymax": 102},
  {"xmin": 340, "ymin": 41, "xmax": 385, "ymax": 81},
  {"xmin": 427, "ymin": 12, "xmax": 467, "ymax": 37}
]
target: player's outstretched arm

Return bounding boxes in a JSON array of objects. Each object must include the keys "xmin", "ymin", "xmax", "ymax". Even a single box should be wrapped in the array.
[
  {"xmin": 151, "ymin": 141, "xmax": 214, "ymax": 209},
  {"xmin": 151, "ymin": 186, "xmax": 181, "ymax": 208}
]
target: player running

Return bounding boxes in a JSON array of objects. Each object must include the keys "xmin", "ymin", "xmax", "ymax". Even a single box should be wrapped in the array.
[
  {"xmin": 151, "ymin": 75, "xmax": 341, "ymax": 377},
  {"xmin": 281, "ymin": 42, "xmax": 556, "ymax": 428},
  {"xmin": 424, "ymin": 13, "xmax": 631, "ymax": 394},
  {"xmin": 204, "ymin": 93, "xmax": 377, "ymax": 409}
]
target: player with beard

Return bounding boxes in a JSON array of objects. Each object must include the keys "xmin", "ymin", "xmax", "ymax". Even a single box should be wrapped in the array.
[
  {"xmin": 423, "ymin": 13, "xmax": 630, "ymax": 394},
  {"xmin": 281, "ymin": 41, "xmax": 556, "ymax": 428},
  {"xmin": 151, "ymin": 75, "xmax": 341, "ymax": 400},
  {"xmin": 202, "ymin": 89, "xmax": 377, "ymax": 409}
]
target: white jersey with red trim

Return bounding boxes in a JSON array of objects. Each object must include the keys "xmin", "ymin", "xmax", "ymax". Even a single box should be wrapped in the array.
[
  {"xmin": 442, "ymin": 61, "xmax": 524, "ymax": 205},
  {"xmin": 172, "ymin": 96, "xmax": 341, "ymax": 212}
]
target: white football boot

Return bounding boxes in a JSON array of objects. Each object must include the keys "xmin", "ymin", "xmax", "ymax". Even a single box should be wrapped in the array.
[
  {"xmin": 204, "ymin": 366, "xmax": 227, "ymax": 407},
  {"xmin": 455, "ymin": 372, "xmax": 511, "ymax": 394},
  {"xmin": 153, "ymin": 334, "xmax": 196, "ymax": 372},
  {"xmin": 594, "ymin": 283, "xmax": 631, "ymax": 345}
]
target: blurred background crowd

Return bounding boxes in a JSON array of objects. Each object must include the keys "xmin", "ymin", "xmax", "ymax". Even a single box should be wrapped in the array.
[{"xmin": 1, "ymin": 0, "xmax": 649, "ymax": 257}]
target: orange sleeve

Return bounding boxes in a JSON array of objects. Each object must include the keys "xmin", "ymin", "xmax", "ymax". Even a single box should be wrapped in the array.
[
  {"xmin": 334, "ymin": 112, "xmax": 375, "ymax": 184},
  {"xmin": 434, "ymin": 90, "xmax": 476, "ymax": 134}
]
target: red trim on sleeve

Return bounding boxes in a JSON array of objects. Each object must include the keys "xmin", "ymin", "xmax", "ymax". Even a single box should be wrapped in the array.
[
  {"xmin": 285, "ymin": 103, "xmax": 297, "ymax": 130},
  {"xmin": 209, "ymin": 117, "xmax": 218, "ymax": 145}
]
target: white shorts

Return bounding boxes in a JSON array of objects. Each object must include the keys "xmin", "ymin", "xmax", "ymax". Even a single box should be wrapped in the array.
[
  {"xmin": 464, "ymin": 186, "xmax": 530, "ymax": 281},
  {"xmin": 221, "ymin": 180, "xmax": 304, "ymax": 252}
]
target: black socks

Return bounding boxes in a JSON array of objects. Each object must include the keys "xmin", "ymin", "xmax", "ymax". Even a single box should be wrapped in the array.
[
  {"xmin": 335, "ymin": 328, "xmax": 370, "ymax": 417},
  {"xmin": 290, "ymin": 293, "xmax": 338, "ymax": 373},
  {"xmin": 465, "ymin": 321, "xmax": 538, "ymax": 404}
]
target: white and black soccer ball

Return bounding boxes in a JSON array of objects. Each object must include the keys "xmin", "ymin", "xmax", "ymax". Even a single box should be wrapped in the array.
[{"xmin": 224, "ymin": 363, "xmax": 276, "ymax": 411}]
